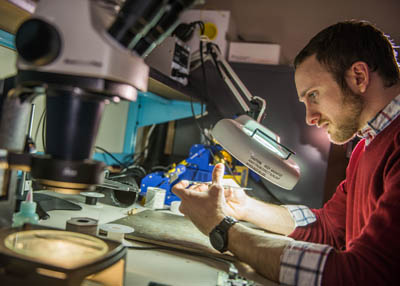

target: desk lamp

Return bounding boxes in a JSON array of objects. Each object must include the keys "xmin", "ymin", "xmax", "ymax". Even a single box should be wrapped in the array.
[{"xmin": 192, "ymin": 43, "xmax": 300, "ymax": 190}]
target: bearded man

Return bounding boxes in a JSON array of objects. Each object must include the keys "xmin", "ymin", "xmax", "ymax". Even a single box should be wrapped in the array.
[{"xmin": 173, "ymin": 20, "xmax": 400, "ymax": 286}]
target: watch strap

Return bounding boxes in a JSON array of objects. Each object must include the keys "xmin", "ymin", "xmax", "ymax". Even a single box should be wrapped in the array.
[
  {"xmin": 209, "ymin": 216, "xmax": 238, "ymax": 253},
  {"xmin": 217, "ymin": 216, "xmax": 238, "ymax": 232}
]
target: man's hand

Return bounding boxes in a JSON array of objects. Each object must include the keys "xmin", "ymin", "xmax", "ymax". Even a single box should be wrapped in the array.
[
  {"xmin": 223, "ymin": 184, "xmax": 251, "ymax": 221},
  {"xmin": 173, "ymin": 163, "xmax": 292, "ymax": 283},
  {"xmin": 172, "ymin": 163, "xmax": 229, "ymax": 235}
]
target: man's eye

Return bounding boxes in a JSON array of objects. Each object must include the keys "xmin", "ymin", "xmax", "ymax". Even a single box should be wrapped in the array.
[{"xmin": 308, "ymin": 92, "xmax": 318, "ymax": 101}]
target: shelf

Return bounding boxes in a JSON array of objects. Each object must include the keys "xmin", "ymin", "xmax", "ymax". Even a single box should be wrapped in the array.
[
  {"xmin": 148, "ymin": 68, "xmax": 198, "ymax": 102},
  {"xmin": 0, "ymin": 0, "xmax": 32, "ymax": 34}
]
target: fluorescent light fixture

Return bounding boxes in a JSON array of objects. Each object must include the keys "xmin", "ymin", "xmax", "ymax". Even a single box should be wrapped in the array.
[{"xmin": 211, "ymin": 115, "xmax": 300, "ymax": 190}]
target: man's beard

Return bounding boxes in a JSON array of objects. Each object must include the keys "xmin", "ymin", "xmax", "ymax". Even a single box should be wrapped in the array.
[{"xmin": 327, "ymin": 86, "xmax": 364, "ymax": 145}]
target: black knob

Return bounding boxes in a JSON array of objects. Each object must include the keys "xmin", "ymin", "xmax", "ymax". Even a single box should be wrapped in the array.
[
  {"xmin": 81, "ymin": 192, "xmax": 105, "ymax": 206},
  {"xmin": 15, "ymin": 18, "xmax": 62, "ymax": 66}
]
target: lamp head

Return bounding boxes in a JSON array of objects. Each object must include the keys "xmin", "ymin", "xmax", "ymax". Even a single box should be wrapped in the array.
[{"xmin": 211, "ymin": 115, "xmax": 300, "ymax": 190}]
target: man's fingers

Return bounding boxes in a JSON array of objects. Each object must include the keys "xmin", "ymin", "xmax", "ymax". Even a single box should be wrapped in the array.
[
  {"xmin": 176, "ymin": 180, "xmax": 190, "ymax": 188},
  {"xmin": 212, "ymin": 163, "xmax": 225, "ymax": 186},
  {"xmin": 172, "ymin": 180, "xmax": 190, "ymax": 198},
  {"xmin": 224, "ymin": 187, "xmax": 233, "ymax": 199},
  {"xmin": 189, "ymin": 184, "xmax": 208, "ymax": 192}
]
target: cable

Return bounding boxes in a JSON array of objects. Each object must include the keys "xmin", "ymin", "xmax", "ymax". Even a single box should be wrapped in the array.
[
  {"xmin": 95, "ymin": 146, "xmax": 129, "ymax": 168},
  {"xmin": 183, "ymin": 22, "xmax": 245, "ymax": 188},
  {"xmin": 34, "ymin": 108, "xmax": 46, "ymax": 144},
  {"xmin": 198, "ymin": 34, "xmax": 207, "ymax": 125},
  {"xmin": 191, "ymin": 21, "xmax": 204, "ymax": 35},
  {"xmin": 186, "ymin": 20, "xmax": 208, "ymax": 143},
  {"xmin": 189, "ymin": 35, "xmax": 221, "ymax": 147},
  {"xmin": 42, "ymin": 108, "xmax": 47, "ymax": 152},
  {"xmin": 143, "ymin": 124, "xmax": 156, "ymax": 162},
  {"xmin": 109, "ymin": 164, "xmax": 147, "ymax": 179},
  {"xmin": 149, "ymin": 165, "xmax": 170, "ymax": 172}
]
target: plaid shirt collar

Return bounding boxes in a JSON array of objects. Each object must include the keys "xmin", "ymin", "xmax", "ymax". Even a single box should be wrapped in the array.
[{"xmin": 358, "ymin": 94, "xmax": 400, "ymax": 145}]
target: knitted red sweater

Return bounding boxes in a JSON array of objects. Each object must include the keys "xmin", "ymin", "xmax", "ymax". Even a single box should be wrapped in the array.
[{"xmin": 289, "ymin": 115, "xmax": 400, "ymax": 285}]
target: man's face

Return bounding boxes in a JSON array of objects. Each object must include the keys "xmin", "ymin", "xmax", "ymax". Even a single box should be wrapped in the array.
[{"xmin": 295, "ymin": 55, "xmax": 364, "ymax": 145}]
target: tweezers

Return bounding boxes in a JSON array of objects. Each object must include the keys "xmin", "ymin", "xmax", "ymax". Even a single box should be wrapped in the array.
[{"xmin": 186, "ymin": 180, "xmax": 252, "ymax": 191}]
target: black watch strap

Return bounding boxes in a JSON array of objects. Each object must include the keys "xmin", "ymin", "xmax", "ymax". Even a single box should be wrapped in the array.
[
  {"xmin": 217, "ymin": 216, "xmax": 238, "ymax": 232},
  {"xmin": 209, "ymin": 216, "xmax": 238, "ymax": 253}
]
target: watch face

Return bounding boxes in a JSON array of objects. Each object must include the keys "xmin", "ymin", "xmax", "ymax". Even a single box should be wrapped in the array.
[{"xmin": 210, "ymin": 229, "xmax": 225, "ymax": 252}]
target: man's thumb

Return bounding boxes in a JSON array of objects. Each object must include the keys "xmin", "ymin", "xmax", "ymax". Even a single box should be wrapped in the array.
[{"xmin": 212, "ymin": 163, "xmax": 225, "ymax": 186}]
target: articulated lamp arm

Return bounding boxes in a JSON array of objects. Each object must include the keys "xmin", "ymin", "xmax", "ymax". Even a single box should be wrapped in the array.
[
  {"xmin": 191, "ymin": 42, "xmax": 267, "ymax": 122},
  {"xmin": 191, "ymin": 40, "xmax": 300, "ymax": 190}
]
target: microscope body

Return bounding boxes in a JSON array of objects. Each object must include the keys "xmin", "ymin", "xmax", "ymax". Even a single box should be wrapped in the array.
[
  {"xmin": 0, "ymin": 0, "xmax": 196, "ymax": 283},
  {"xmin": 0, "ymin": 0, "xmax": 195, "ymax": 226}
]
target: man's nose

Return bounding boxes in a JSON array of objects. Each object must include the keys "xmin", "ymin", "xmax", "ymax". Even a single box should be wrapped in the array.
[{"xmin": 305, "ymin": 107, "xmax": 320, "ymax": 126}]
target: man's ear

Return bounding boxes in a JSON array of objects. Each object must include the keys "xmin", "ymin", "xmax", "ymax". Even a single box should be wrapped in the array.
[{"xmin": 346, "ymin": 61, "xmax": 370, "ymax": 93}]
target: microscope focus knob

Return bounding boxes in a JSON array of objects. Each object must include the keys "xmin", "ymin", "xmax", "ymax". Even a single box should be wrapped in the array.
[{"xmin": 15, "ymin": 18, "xmax": 62, "ymax": 66}]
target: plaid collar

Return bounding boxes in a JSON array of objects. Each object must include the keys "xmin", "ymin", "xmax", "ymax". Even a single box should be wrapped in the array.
[{"xmin": 358, "ymin": 94, "xmax": 400, "ymax": 145}]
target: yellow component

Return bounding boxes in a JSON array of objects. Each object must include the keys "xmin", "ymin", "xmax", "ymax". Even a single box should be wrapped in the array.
[
  {"xmin": 220, "ymin": 150, "xmax": 232, "ymax": 163},
  {"xmin": 165, "ymin": 163, "xmax": 178, "ymax": 177},
  {"xmin": 203, "ymin": 22, "xmax": 218, "ymax": 40},
  {"xmin": 223, "ymin": 165, "xmax": 249, "ymax": 187},
  {"xmin": 126, "ymin": 208, "xmax": 139, "ymax": 216},
  {"xmin": 213, "ymin": 149, "xmax": 233, "ymax": 169},
  {"xmin": 140, "ymin": 195, "xmax": 146, "ymax": 206}
]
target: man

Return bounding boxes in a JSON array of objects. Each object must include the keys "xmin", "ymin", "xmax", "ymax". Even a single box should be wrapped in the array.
[{"xmin": 172, "ymin": 20, "xmax": 400, "ymax": 285}]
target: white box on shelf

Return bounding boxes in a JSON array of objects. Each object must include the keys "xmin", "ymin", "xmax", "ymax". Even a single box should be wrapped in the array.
[{"xmin": 228, "ymin": 42, "xmax": 281, "ymax": 65}]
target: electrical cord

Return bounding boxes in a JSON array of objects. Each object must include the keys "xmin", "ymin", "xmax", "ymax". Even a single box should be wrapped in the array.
[
  {"xmin": 189, "ymin": 42, "xmax": 243, "ymax": 186},
  {"xmin": 132, "ymin": 150, "xmax": 147, "ymax": 165},
  {"xmin": 34, "ymin": 108, "xmax": 46, "ymax": 144},
  {"xmin": 42, "ymin": 108, "xmax": 47, "ymax": 152},
  {"xmin": 181, "ymin": 21, "xmax": 245, "ymax": 188},
  {"xmin": 95, "ymin": 146, "xmax": 130, "ymax": 169},
  {"xmin": 187, "ymin": 20, "xmax": 208, "ymax": 140},
  {"xmin": 142, "ymin": 124, "xmax": 156, "ymax": 163},
  {"xmin": 149, "ymin": 165, "xmax": 171, "ymax": 173},
  {"xmin": 109, "ymin": 164, "xmax": 147, "ymax": 179},
  {"xmin": 132, "ymin": 144, "xmax": 152, "ymax": 165}
]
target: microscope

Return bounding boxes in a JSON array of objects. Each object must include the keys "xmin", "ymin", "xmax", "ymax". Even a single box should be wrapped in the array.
[{"xmin": 0, "ymin": 0, "xmax": 195, "ymax": 285}]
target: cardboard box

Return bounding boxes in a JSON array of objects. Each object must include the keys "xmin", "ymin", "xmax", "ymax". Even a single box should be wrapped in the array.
[{"xmin": 228, "ymin": 42, "xmax": 280, "ymax": 65}]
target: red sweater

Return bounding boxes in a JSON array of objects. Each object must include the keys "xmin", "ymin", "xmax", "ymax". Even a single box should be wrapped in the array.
[{"xmin": 289, "ymin": 115, "xmax": 400, "ymax": 285}]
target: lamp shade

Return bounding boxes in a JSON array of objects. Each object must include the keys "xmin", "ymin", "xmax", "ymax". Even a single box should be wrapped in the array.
[{"xmin": 211, "ymin": 115, "xmax": 300, "ymax": 190}]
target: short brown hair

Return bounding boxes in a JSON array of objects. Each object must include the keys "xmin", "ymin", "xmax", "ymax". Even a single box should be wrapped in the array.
[{"xmin": 294, "ymin": 20, "xmax": 400, "ymax": 89}]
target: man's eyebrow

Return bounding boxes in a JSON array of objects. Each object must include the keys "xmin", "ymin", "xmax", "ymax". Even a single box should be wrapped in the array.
[{"xmin": 298, "ymin": 89, "xmax": 310, "ymax": 101}]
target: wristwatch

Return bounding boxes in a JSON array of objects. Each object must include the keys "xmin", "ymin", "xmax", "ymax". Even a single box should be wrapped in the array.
[{"xmin": 209, "ymin": 216, "xmax": 238, "ymax": 253}]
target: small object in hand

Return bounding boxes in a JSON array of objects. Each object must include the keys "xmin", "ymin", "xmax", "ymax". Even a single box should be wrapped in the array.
[{"xmin": 187, "ymin": 181, "xmax": 252, "ymax": 191}]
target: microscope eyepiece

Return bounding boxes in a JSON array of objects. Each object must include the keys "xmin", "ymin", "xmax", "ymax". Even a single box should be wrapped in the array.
[{"xmin": 16, "ymin": 19, "xmax": 62, "ymax": 66}]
